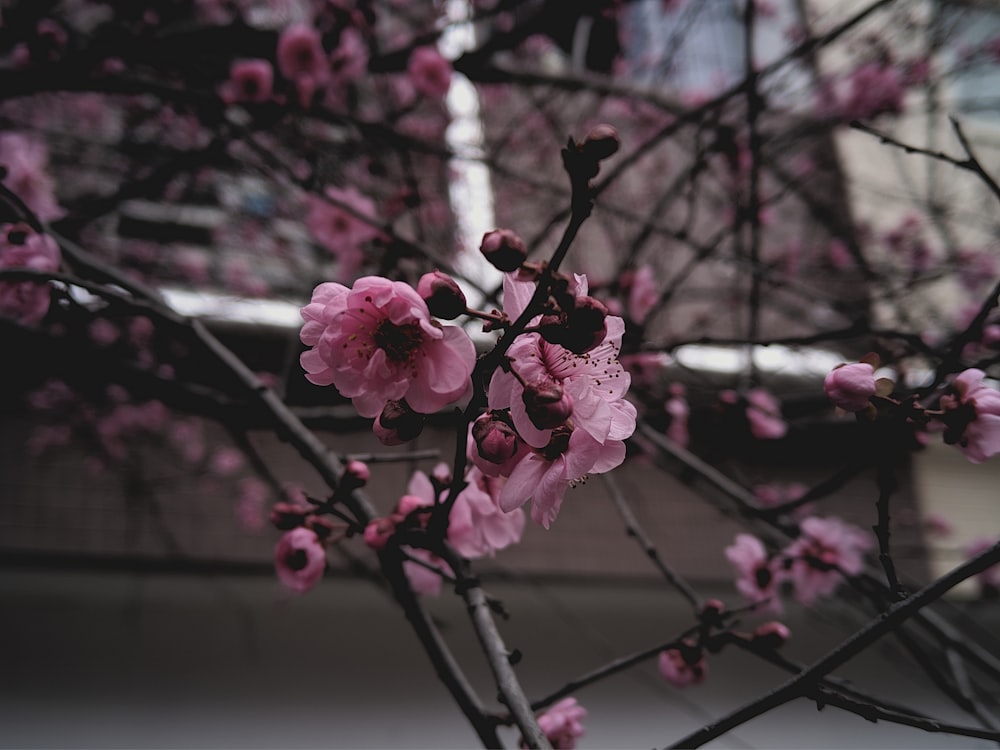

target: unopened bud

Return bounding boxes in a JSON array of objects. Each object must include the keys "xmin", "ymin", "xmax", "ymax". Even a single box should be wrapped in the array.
[
  {"xmin": 417, "ymin": 270, "xmax": 466, "ymax": 320},
  {"xmin": 373, "ymin": 400, "xmax": 425, "ymax": 445},
  {"xmin": 522, "ymin": 382, "xmax": 573, "ymax": 430},
  {"xmin": 269, "ymin": 502, "xmax": 309, "ymax": 530},
  {"xmin": 581, "ymin": 124, "xmax": 620, "ymax": 161},
  {"xmin": 472, "ymin": 413, "xmax": 519, "ymax": 464},
  {"xmin": 342, "ymin": 459, "xmax": 370, "ymax": 489},
  {"xmin": 480, "ymin": 229, "xmax": 527, "ymax": 272},
  {"xmin": 363, "ymin": 516, "xmax": 396, "ymax": 550},
  {"xmin": 700, "ymin": 598, "xmax": 726, "ymax": 627},
  {"xmin": 751, "ymin": 621, "xmax": 791, "ymax": 649}
]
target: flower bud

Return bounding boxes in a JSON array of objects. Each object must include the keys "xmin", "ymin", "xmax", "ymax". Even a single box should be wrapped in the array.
[
  {"xmin": 342, "ymin": 459, "xmax": 370, "ymax": 489},
  {"xmin": 580, "ymin": 124, "xmax": 620, "ymax": 161},
  {"xmin": 824, "ymin": 362, "xmax": 877, "ymax": 412},
  {"xmin": 472, "ymin": 413, "xmax": 519, "ymax": 464},
  {"xmin": 363, "ymin": 516, "xmax": 396, "ymax": 550},
  {"xmin": 480, "ymin": 229, "xmax": 527, "ymax": 272},
  {"xmin": 373, "ymin": 399, "xmax": 425, "ymax": 445},
  {"xmin": 269, "ymin": 501, "xmax": 309, "ymax": 530},
  {"xmin": 751, "ymin": 621, "xmax": 791, "ymax": 649},
  {"xmin": 522, "ymin": 382, "xmax": 573, "ymax": 430},
  {"xmin": 417, "ymin": 270, "xmax": 466, "ymax": 320}
]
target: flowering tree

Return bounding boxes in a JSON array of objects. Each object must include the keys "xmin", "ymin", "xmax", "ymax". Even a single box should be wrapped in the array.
[{"xmin": 4, "ymin": 0, "xmax": 1000, "ymax": 747}]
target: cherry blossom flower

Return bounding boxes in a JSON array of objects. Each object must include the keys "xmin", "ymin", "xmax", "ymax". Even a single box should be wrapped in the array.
[
  {"xmin": 299, "ymin": 276, "xmax": 476, "ymax": 418},
  {"xmin": 274, "ymin": 527, "xmax": 326, "ymax": 593},
  {"xmin": 407, "ymin": 46, "xmax": 451, "ymax": 99},
  {"xmin": 784, "ymin": 516, "xmax": 871, "ymax": 606},
  {"xmin": 533, "ymin": 697, "xmax": 587, "ymax": 750},
  {"xmin": 0, "ymin": 132, "xmax": 63, "ymax": 221},
  {"xmin": 625, "ymin": 264, "xmax": 658, "ymax": 324},
  {"xmin": 725, "ymin": 533, "xmax": 784, "ymax": 613},
  {"xmin": 842, "ymin": 61, "xmax": 905, "ymax": 120},
  {"xmin": 0, "ymin": 225, "xmax": 61, "ymax": 325},
  {"xmin": 746, "ymin": 388, "xmax": 787, "ymax": 440},
  {"xmin": 824, "ymin": 362, "xmax": 877, "ymax": 412},
  {"xmin": 276, "ymin": 23, "xmax": 328, "ymax": 106},
  {"xmin": 236, "ymin": 477, "xmax": 269, "ymax": 532},
  {"xmin": 658, "ymin": 642, "xmax": 708, "ymax": 688},
  {"xmin": 665, "ymin": 383, "xmax": 690, "ymax": 447},
  {"xmin": 306, "ymin": 186, "xmax": 379, "ymax": 280},
  {"xmin": 939, "ymin": 369, "xmax": 1000, "ymax": 464},
  {"xmin": 219, "ymin": 59, "xmax": 274, "ymax": 104}
]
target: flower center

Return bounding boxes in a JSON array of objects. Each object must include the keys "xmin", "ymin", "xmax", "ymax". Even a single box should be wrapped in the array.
[
  {"xmin": 285, "ymin": 548, "xmax": 309, "ymax": 571},
  {"xmin": 374, "ymin": 319, "xmax": 423, "ymax": 363}
]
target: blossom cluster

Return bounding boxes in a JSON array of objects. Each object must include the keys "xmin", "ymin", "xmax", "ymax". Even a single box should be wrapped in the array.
[{"xmin": 725, "ymin": 516, "xmax": 872, "ymax": 612}]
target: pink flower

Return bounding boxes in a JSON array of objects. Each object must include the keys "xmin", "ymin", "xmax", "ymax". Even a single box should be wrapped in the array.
[
  {"xmin": 824, "ymin": 362, "xmax": 877, "ymax": 412},
  {"xmin": 665, "ymin": 383, "xmax": 690, "ymax": 447},
  {"xmin": 746, "ymin": 388, "xmax": 787, "ymax": 439},
  {"xmin": 784, "ymin": 516, "xmax": 871, "ymax": 606},
  {"xmin": 276, "ymin": 24, "xmax": 328, "ymax": 106},
  {"xmin": 0, "ymin": 133, "xmax": 63, "ymax": 221},
  {"xmin": 940, "ymin": 369, "xmax": 1000, "ymax": 463},
  {"xmin": 407, "ymin": 46, "xmax": 451, "ymax": 99},
  {"xmin": 842, "ymin": 61, "xmax": 905, "ymax": 120},
  {"xmin": 219, "ymin": 59, "xmax": 274, "ymax": 104},
  {"xmin": 210, "ymin": 446, "xmax": 245, "ymax": 476},
  {"xmin": 725, "ymin": 533, "xmax": 783, "ymax": 613},
  {"xmin": 658, "ymin": 643, "xmax": 707, "ymax": 688},
  {"xmin": 625, "ymin": 264, "xmax": 658, "ymax": 324},
  {"xmin": 306, "ymin": 186, "xmax": 379, "ymax": 280},
  {"xmin": 0, "ymin": 224, "xmax": 61, "ymax": 325},
  {"xmin": 534, "ymin": 697, "xmax": 587, "ymax": 750},
  {"xmin": 274, "ymin": 527, "xmax": 326, "ymax": 593},
  {"xmin": 300, "ymin": 276, "xmax": 475, "ymax": 418},
  {"xmin": 236, "ymin": 477, "xmax": 269, "ymax": 532}
]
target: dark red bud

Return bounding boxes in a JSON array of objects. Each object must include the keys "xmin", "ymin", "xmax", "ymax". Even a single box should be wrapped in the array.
[
  {"xmin": 751, "ymin": 621, "xmax": 791, "ymax": 649},
  {"xmin": 374, "ymin": 400, "xmax": 425, "ymax": 445},
  {"xmin": 342, "ymin": 459, "xmax": 370, "ymax": 489},
  {"xmin": 270, "ymin": 502, "xmax": 309, "ymax": 530},
  {"xmin": 472, "ymin": 413, "xmax": 519, "ymax": 463},
  {"xmin": 522, "ymin": 382, "xmax": 573, "ymax": 430},
  {"xmin": 480, "ymin": 229, "xmax": 527, "ymax": 272},
  {"xmin": 581, "ymin": 124, "xmax": 620, "ymax": 161},
  {"xmin": 417, "ymin": 270, "xmax": 466, "ymax": 320}
]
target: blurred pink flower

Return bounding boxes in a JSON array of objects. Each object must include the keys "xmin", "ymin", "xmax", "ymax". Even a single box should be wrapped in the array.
[
  {"xmin": 300, "ymin": 276, "xmax": 475, "ymax": 418},
  {"xmin": 236, "ymin": 477, "xmax": 269, "ymax": 532},
  {"xmin": 824, "ymin": 362, "xmax": 876, "ymax": 412},
  {"xmin": 534, "ymin": 697, "xmax": 587, "ymax": 750},
  {"xmin": 725, "ymin": 533, "xmax": 783, "ymax": 613},
  {"xmin": 276, "ymin": 24, "xmax": 328, "ymax": 106},
  {"xmin": 785, "ymin": 516, "xmax": 871, "ymax": 606},
  {"xmin": 746, "ymin": 388, "xmax": 787, "ymax": 439},
  {"xmin": 0, "ymin": 225, "xmax": 60, "ymax": 325},
  {"xmin": 274, "ymin": 527, "xmax": 326, "ymax": 593},
  {"xmin": 407, "ymin": 46, "xmax": 451, "ymax": 99},
  {"xmin": 0, "ymin": 132, "xmax": 63, "ymax": 221},
  {"xmin": 306, "ymin": 186, "xmax": 379, "ymax": 280},
  {"xmin": 219, "ymin": 59, "xmax": 274, "ymax": 104},
  {"xmin": 658, "ymin": 643, "xmax": 707, "ymax": 688},
  {"xmin": 625, "ymin": 264, "xmax": 658, "ymax": 324},
  {"xmin": 940, "ymin": 369, "xmax": 1000, "ymax": 463}
]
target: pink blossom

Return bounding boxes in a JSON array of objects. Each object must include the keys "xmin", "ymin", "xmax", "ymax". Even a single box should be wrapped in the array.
[
  {"xmin": 403, "ymin": 549, "xmax": 449, "ymax": 595},
  {"xmin": 407, "ymin": 46, "xmax": 451, "ymax": 99},
  {"xmin": 236, "ymin": 477, "xmax": 269, "ymax": 532},
  {"xmin": 0, "ymin": 133, "xmax": 63, "ymax": 221},
  {"xmin": 306, "ymin": 186, "xmax": 379, "ymax": 279},
  {"xmin": 940, "ymin": 369, "xmax": 1000, "ymax": 463},
  {"xmin": 842, "ymin": 61, "xmax": 905, "ymax": 120},
  {"xmin": 210, "ymin": 446, "xmax": 245, "ymax": 476},
  {"xmin": 534, "ymin": 697, "xmax": 587, "ymax": 750},
  {"xmin": 784, "ymin": 516, "xmax": 871, "ymax": 606},
  {"xmin": 658, "ymin": 643, "xmax": 707, "ymax": 688},
  {"xmin": 219, "ymin": 59, "xmax": 274, "ymax": 104},
  {"xmin": 725, "ymin": 533, "xmax": 783, "ymax": 613},
  {"xmin": 665, "ymin": 383, "xmax": 690, "ymax": 447},
  {"xmin": 276, "ymin": 24, "xmax": 328, "ymax": 106},
  {"xmin": 406, "ymin": 465, "xmax": 525, "ymax": 559},
  {"xmin": 824, "ymin": 362, "xmax": 877, "ymax": 412},
  {"xmin": 828, "ymin": 238, "xmax": 854, "ymax": 270},
  {"xmin": 0, "ymin": 225, "xmax": 61, "ymax": 325},
  {"xmin": 329, "ymin": 27, "xmax": 368, "ymax": 86},
  {"xmin": 625, "ymin": 264, "xmax": 658, "ymax": 324},
  {"xmin": 746, "ymin": 388, "xmax": 787, "ymax": 439},
  {"xmin": 299, "ymin": 276, "xmax": 476, "ymax": 418},
  {"xmin": 274, "ymin": 527, "xmax": 326, "ymax": 593}
]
